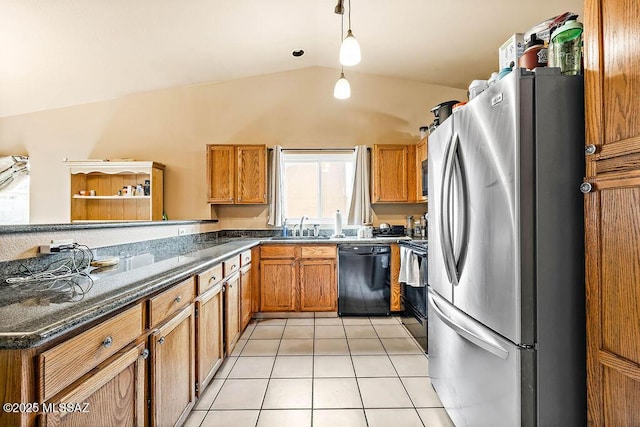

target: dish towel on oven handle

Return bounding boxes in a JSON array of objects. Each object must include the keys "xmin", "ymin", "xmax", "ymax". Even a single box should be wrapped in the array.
[{"xmin": 399, "ymin": 246, "xmax": 421, "ymax": 287}]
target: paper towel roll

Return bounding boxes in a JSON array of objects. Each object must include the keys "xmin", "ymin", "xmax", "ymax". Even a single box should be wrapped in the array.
[{"xmin": 335, "ymin": 210, "xmax": 342, "ymax": 236}]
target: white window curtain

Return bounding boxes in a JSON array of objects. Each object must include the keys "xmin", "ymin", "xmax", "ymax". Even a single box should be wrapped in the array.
[
  {"xmin": 267, "ymin": 145, "xmax": 285, "ymax": 226},
  {"xmin": 347, "ymin": 145, "xmax": 372, "ymax": 225}
]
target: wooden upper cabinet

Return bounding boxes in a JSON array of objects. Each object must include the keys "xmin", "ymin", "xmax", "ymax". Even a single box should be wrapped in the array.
[
  {"xmin": 236, "ymin": 145, "xmax": 267, "ymax": 204},
  {"xmin": 372, "ymin": 144, "xmax": 417, "ymax": 203},
  {"xmin": 584, "ymin": 0, "xmax": 640, "ymax": 425},
  {"xmin": 416, "ymin": 138, "xmax": 428, "ymax": 202},
  {"xmin": 207, "ymin": 145, "xmax": 235, "ymax": 204},
  {"xmin": 207, "ymin": 144, "xmax": 267, "ymax": 204},
  {"xmin": 584, "ymin": 0, "xmax": 640, "ymax": 178}
]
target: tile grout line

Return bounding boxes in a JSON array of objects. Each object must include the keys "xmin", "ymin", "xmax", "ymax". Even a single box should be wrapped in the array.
[
  {"xmin": 253, "ymin": 318, "xmax": 286, "ymax": 427},
  {"xmin": 374, "ymin": 318, "xmax": 427, "ymax": 427},
  {"xmin": 345, "ymin": 316, "xmax": 370, "ymax": 427}
]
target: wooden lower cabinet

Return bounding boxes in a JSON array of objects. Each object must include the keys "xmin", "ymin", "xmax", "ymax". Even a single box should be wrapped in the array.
[
  {"xmin": 224, "ymin": 272, "xmax": 241, "ymax": 356},
  {"xmin": 195, "ymin": 283, "xmax": 223, "ymax": 397},
  {"xmin": 0, "ymin": 259, "xmax": 262, "ymax": 427},
  {"xmin": 299, "ymin": 259, "xmax": 336, "ymax": 311},
  {"xmin": 390, "ymin": 243, "xmax": 402, "ymax": 312},
  {"xmin": 40, "ymin": 342, "xmax": 147, "ymax": 427},
  {"xmin": 585, "ymin": 186, "xmax": 640, "ymax": 426},
  {"xmin": 240, "ymin": 264, "xmax": 253, "ymax": 330},
  {"xmin": 260, "ymin": 259, "xmax": 297, "ymax": 312},
  {"xmin": 150, "ymin": 305, "xmax": 195, "ymax": 427},
  {"xmin": 260, "ymin": 245, "xmax": 337, "ymax": 312}
]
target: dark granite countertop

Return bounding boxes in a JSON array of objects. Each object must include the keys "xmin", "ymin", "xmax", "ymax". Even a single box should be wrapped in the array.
[
  {"xmin": 0, "ymin": 238, "xmax": 258, "ymax": 349},
  {"xmin": 0, "ymin": 234, "xmax": 415, "ymax": 350}
]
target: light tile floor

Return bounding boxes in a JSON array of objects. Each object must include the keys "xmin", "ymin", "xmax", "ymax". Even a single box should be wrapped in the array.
[{"xmin": 184, "ymin": 316, "xmax": 455, "ymax": 427}]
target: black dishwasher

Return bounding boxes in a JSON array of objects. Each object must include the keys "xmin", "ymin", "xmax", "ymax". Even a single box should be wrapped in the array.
[{"xmin": 338, "ymin": 244, "xmax": 390, "ymax": 316}]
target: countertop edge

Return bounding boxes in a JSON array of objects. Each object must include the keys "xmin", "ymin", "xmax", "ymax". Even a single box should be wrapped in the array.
[{"xmin": 0, "ymin": 219, "xmax": 218, "ymax": 234}]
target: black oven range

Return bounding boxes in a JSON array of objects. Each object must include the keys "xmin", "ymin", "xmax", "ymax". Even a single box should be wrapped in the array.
[{"xmin": 399, "ymin": 239, "xmax": 428, "ymax": 352}]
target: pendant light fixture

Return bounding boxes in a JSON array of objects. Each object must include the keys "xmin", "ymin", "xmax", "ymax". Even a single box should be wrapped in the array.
[
  {"xmin": 339, "ymin": 0, "xmax": 361, "ymax": 66},
  {"xmin": 334, "ymin": 9, "xmax": 351, "ymax": 99},
  {"xmin": 334, "ymin": 70, "xmax": 351, "ymax": 99}
]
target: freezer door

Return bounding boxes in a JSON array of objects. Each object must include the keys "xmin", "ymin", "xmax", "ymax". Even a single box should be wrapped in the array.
[
  {"xmin": 449, "ymin": 72, "xmax": 535, "ymax": 344},
  {"xmin": 428, "ymin": 290, "xmax": 535, "ymax": 427},
  {"xmin": 427, "ymin": 117, "xmax": 454, "ymax": 303}
]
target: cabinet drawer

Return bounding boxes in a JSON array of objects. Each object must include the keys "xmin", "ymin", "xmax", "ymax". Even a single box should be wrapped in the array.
[
  {"xmin": 224, "ymin": 255, "xmax": 241, "ymax": 277},
  {"xmin": 39, "ymin": 304, "xmax": 143, "ymax": 401},
  {"xmin": 149, "ymin": 277, "xmax": 195, "ymax": 328},
  {"xmin": 300, "ymin": 245, "xmax": 337, "ymax": 259},
  {"xmin": 197, "ymin": 263, "xmax": 223, "ymax": 295},
  {"xmin": 240, "ymin": 249, "xmax": 252, "ymax": 266},
  {"xmin": 260, "ymin": 245, "xmax": 296, "ymax": 259}
]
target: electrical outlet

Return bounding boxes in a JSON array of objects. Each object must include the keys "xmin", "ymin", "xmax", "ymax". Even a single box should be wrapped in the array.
[
  {"xmin": 178, "ymin": 228, "xmax": 186, "ymax": 236},
  {"xmin": 39, "ymin": 239, "xmax": 76, "ymax": 254}
]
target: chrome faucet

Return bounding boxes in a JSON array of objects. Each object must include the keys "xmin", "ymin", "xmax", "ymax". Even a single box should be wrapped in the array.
[
  {"xmin": 292, "ymin": 224, "xmax": 299, "ymax": 237},
  {"xmin": 299, "ymin": 216, "xmax": 309, "ymax": 236}
]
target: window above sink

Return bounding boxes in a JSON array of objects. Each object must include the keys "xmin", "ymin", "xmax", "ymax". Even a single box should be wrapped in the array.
[{"xmin": 282, "ymin": 151, "xmax": 354, "ymax": 224}]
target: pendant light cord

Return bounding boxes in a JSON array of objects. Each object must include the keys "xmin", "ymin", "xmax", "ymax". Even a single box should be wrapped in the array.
[
  {"xmin": 341, "ymin": 9, "xmax": 345, "ymax": 73},
  {"xmin": 348, "ymin": 0, "xmax": 352, "ymax": 31}
]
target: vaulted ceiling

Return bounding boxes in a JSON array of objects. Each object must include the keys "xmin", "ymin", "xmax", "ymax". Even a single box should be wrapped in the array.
[{"xmin": 0, "ymin": 0, "xmax": 583, "ymax": 118}]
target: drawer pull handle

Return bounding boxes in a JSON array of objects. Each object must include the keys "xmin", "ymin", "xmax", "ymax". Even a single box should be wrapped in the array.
[
  {"xmin": 232, "ymin": 264, "xmax": 237, "ymax": 270},
  {"xmin": 158, "ymin": 337, "xmax": 166, "ymax": 345},
  {"xmin": 209, "ymin": 275, "xmax": 217, "ymax": 283},
  {"xmin": 102, "ymin": 336, "xmax": 113, "ymax": 348},
  {"xmin": 175, "ymin": 296, "xmax": 182, "ymax": 303},
  {"xmin": 141, "ymin": 348, "xmax": 150, "ymax": 359}
]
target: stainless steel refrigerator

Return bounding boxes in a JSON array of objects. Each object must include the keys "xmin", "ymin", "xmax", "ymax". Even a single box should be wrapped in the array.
[{"xmin": 427, "ymin": 68, "xmax": 586, "ymax": 427}]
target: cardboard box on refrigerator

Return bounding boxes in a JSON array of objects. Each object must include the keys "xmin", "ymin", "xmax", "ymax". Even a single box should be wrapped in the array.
[{"xmin": 499, "ymin": 33, "xmax": 525, "ymax": 69}]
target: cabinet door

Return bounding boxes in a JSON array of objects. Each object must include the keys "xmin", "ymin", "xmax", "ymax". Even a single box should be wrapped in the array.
[
  {"xmin": 584, "ymin": 0, "xmax": 640, "ymax": 425},
  {"xmin": 299, "ymin": 259, "xmax": 336, "ymax": 312},
  {"xmin": 390, "ymin": 243, "xmax": 403, "ymax": 312},
  {"xmin": 207, "ymin": 145, "xmax": 235, "ymax": 204},
  {"xmin": 240, "ymin": 264, "xmax": 253, "ymax": 330},
  {"xmin": 41, "ymin": 343, "xmax": 146, "ymax": 427},
  {"xmin": 416, "ymin": 138, "xmax": 428, "ymax": 202},
  {"xmin": 260, "ymin": 259, "xmax": 297, "ymax": 312},
  {"xmin": 151, "ymin": 305, "xmax": 195, "ymax": 427},
  {"xmin": 224, "ymin": 272, "xmax": 241, "ymax": 356},
  {"xmin": 236, "ymin": 145, "xmax": 267, "ymax": 204},
  {"xmin": 196, "ymin": 284, "xmax": 223, "ymax": 396},
  {"xmin": 372, "ymin": 144, "xmax": 412, "ymax": 202}
]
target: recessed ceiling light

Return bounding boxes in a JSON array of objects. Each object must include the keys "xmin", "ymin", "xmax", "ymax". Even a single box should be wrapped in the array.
[{"xmin": 291, "ymin": 49, "xmax": 305, "ymax": 58}]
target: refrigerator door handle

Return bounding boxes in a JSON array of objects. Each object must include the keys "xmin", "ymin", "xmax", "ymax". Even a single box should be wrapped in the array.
[
  {"xmin": 452, "ymin": 136, "xmax": 469, "ymax": 281},
  {"xmin": 429, "ymin": 292, "xmax": 509, "ymax": 360},
  {"xmin": 440, "ymin": 133, "xmax": 459, "ymax": 285}
]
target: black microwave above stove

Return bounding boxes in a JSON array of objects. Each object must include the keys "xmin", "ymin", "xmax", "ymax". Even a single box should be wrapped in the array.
[{"xmin": 421, "ymin": 159, "xmax": 428, "ymax": 197}]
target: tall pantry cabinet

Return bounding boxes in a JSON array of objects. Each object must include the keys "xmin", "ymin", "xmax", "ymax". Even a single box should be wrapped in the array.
[{"xmin": 583, "ymin": 0, "xmax": 640, "ymax": 425}]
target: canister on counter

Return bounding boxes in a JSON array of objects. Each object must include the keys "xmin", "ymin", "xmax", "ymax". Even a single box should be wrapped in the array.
[{"xmin": 406, "ymin": 215, "xmax": 414, "ymax": 237}]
